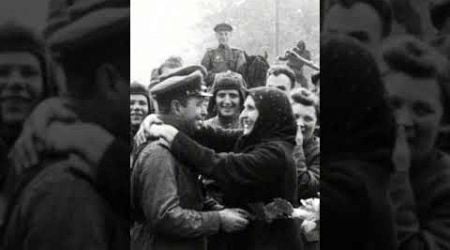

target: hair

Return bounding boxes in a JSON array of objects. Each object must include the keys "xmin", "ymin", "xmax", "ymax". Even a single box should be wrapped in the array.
[
  {"xmin": 383, "ymin": 35, "xmax": 450, "ymax": 125},
  {"xmin": 155, "ymin": 93, "xmax": 189, "ymax": 114},
  {"xmin": 158, "ymin": 56, "xmax": 183, "ymax": 75},
  {"xmin": 267, "ymin": 65, "xmax": 296, "ymax": 89},
  {"xmin": 326, "ymin": 0, "xmax": 392, "ymax": 38},
  {"xmin": 290, "ymin": 87, "xmax": 320, "ymax": 125},
  {"xmin": 56, "ymin": 30, "xmax": 130, "ymax": 98}
]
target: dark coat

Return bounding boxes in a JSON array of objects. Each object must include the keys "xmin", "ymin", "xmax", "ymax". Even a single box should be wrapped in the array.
[
  {"xmin": 295, "ymin": 136, "xmax": 320, "ymax": 200},
  {"xmin": 0, "ymin": 156, "xmax": 129, "ymax": 250},
  {"xmin": 130, "ymin": 117, "xmax": 221, "ymax": 250},
  {"xmin": 390, "ymin": 150, "xmax": 450, "ymax": 249},
  {"xmin": 170, "ymin": 87, "xmax": 304, "ymax": 250},
  {"xmin": 321, "ymin": 152, "xmax": 396, "ymax": 250},
  {"xmin": 201, "ymin": 45, "xmax": 246, "ymax": 86}
]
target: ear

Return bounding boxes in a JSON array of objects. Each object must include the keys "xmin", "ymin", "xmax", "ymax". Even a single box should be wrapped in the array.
[
  {"xmin": 170, "ymin": 99, "xmax": 183, "ymax": 116},
  {"xmin": 95, "ymin": 63, "xmax": 123, "ymax": 99}
]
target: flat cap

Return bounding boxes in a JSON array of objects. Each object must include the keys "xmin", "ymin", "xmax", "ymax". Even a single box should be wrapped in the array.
[
  {"xmin": 214, "ymin": 23, "xmax": 233, "ymax": 32},
  {"xmin": 150, "ymin": 65, "xmax": 211, "ymax": 100}
]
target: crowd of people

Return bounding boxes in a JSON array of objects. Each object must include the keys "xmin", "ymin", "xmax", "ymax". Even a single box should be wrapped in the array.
[
  {"xmin": 130, "ymin": 20, "xmax": 321, "ymax": 250},
  {"xmin": 0, "ymin": 0, "xmax": 448, "ymax": 249},
  {"xmin": 320, "ymin": 0, "xmax": 450, "ymax": 250}
]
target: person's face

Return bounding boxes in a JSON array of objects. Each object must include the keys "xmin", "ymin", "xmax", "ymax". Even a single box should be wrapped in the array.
[
  {"xmin": 292, "ymin": 102, "xmax": 317, "ymax": 142},
  {"xmin": 0, "ymin": 52, "xmax": 44, "ymax": 125},
  {"xmin": 384, "ymin": 72, "xmax": 444, "ymax": 161},
  {"xmin": 323, "ymin": 3, "xmax": 383, "ymax": 56},
  {"xmin": 215, "ymin": 89, "xmax": 241, "ymax": 118},
  {"xmin": 216, "ymin": 31, "xmax": 231, "ymax": 45},
  {"xmin": 266, "ymin": 74, "xmax": 292, "ymax": 94},
  {"xmin": 179, "ymin": 96, "xmax": 207, "ymax": 129},
  {"xmin": 130, "ymin": 94, "xmax": 149, "ymax": 126},
  {"xmin": 239, "ymin": 96, "xmax": 259, "ymax": 135}
]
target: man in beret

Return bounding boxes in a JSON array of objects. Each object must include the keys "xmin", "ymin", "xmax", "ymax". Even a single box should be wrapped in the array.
[
  {"xmin": 130, "ymin": 81, "xmax": 152, "ymax": 140},
  {"xmin": 201, "ymin": 23, "xmax": 247, "ymax": 87},
  {"xmin": 131, "ymin": 65, "xmax": 249, "ymax": 250},
  {"xmin": 1, "ymin": 0, "xmax": 130, "ymax": 249}
]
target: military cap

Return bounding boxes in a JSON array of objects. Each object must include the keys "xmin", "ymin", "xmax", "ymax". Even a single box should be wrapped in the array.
[
  {"xmin": 214, "ymin": 23, "xmax": 233, "ymax": 32},
  {"xmin": 44, "ymin": 0, "xmax": 129, "ymax": 50},
  {"xmin": 150, "ymin": 65, "xmax": 211, "ymax": 100}
]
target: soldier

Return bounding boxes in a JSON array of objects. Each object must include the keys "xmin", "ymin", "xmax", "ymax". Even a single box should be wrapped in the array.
[
  {"xmin": 201, "ymin": 23, "xmax": 246, "ymax": 87},
  {"xmin": 131, "ymin": 65, "xmax": 249, "ymax": 250}
]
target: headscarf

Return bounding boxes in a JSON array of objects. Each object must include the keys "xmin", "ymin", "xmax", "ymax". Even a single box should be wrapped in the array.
[
  {"xmin": 320, "ymin": 34, "xmax": 395, "ymax": 162},
  {"xmin": 234, "ymin": 87, "xmax": 297, "ymax": 151}
]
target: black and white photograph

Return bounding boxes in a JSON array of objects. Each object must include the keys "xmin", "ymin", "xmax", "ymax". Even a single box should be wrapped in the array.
[
  {"xmin": 0, "ymin": 0, "xmax": 449, "ymax": 249},
  {"xmin": 130, "ymin": 0, "xmax": 320, "ymax": 250}
]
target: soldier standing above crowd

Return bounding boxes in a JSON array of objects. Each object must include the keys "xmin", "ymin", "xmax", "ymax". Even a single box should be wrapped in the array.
[{"xmin": 201, "ymin": 23, "xmax": 247, "ymax": 87}]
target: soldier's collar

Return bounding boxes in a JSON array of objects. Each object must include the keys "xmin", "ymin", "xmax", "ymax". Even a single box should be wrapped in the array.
[{"xmin": 218, "ymin": 44, "xmax": 230, "ymax": 49}]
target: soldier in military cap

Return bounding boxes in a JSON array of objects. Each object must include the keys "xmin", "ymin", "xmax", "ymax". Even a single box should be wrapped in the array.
[
  {"xmin": 131, "ymin": 65, "xmax": 249, "ymax": 250},
  {"xmin": 201, "ymin": 23, "xmax": 247, "ymax": 87}
]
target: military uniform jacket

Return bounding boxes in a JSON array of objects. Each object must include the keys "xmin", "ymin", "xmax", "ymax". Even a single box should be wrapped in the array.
[
  {"xmin": 130, "ymin": 139, "xmax": 221, "ymax": 250},
  {"xmin": 201, "ymin": 45, "xmax": 246, "ymax": 85}
]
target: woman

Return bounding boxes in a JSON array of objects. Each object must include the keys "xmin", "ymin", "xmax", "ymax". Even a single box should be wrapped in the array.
[
  {"xmin": 150, "ymin": 87, "xmax": 303, "ymax": 250},
  {"xmin": 320, "ymin": 34, "xmax": 397, "ymax": 250},
  {"xmin": 382, "ymin": 35, "xmax": 450, "ymax": 249}
]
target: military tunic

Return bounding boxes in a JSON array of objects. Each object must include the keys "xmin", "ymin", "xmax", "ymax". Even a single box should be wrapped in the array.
[{"xmin": 201, "ymin": 45, "xmax": 246, "ymax": 86}]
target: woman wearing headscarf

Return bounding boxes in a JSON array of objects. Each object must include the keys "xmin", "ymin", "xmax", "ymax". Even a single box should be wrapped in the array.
[
  {"xmin": 320, "ymin": 34, "xmax": 397, "ymax": 250},
  {"xmin": 149, "ymin": 86, "xmax": 303, "ymax": 250}
]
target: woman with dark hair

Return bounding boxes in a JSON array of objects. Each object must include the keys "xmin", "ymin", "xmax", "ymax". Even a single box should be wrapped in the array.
[
  {"xmin": 149, "ymin": 86, "xmax": 303, "ymax": 250},
  {"xmin": 320, "ymin": 34, "xmax": 397, "ymax": 250},
  {"xmin": 382, "ymin": 35, "xmax": 450, "ymax": 250}
]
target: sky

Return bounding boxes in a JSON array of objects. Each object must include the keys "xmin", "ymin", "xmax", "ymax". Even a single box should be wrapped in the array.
[{"xmin": 131, "ymin": 0, "xmax": 209, "ymax": 86}]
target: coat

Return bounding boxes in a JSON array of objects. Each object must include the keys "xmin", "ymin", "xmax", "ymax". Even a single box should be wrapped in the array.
[
  {"xmin": 201, "ymin": 45, "xmax": 246, "ymax": 86},
  {"xmin": 130, "ymin": 117, "xmax": 221, "ymax": 250},
  {"xmin": 0, "ymin": 155, "xmax": 129, "ymax": 250},
  {"xmin": 321, "ymin": 152, "xmax": 397, "ymax": 250},
  {"xmin": 390, "ymin": 150, "xmax": 450, "ymax": 249},
  {"xmin": 294, "ymin": 136, "xmax": 320, "ymax": 200},
  {"xmin": 171, "ymin": 132, "xmax": 303, "ymax": 250},
  {"xmin": 169, "ymin": 87, "xmax": 304, "ymax": 250}
]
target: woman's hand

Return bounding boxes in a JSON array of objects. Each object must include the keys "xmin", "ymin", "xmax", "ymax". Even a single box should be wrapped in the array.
[
  {"xmin": 148, "ymin": 124, "xmax": 179, "ymax": 148},
  {"xmin": 134, "ymin": 114, "xmax": 163, "ymax": 147},
  {"xmin": 9, "ymin": 97, "xmax": 78, "ymax": 174}
]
